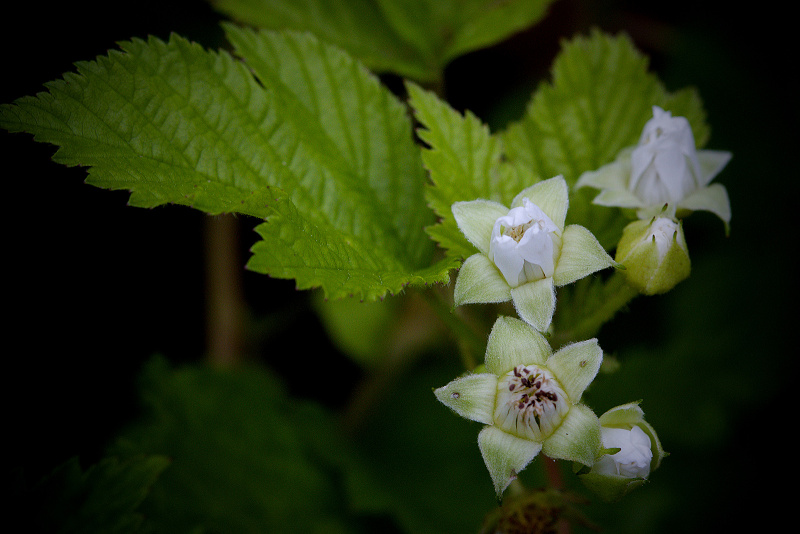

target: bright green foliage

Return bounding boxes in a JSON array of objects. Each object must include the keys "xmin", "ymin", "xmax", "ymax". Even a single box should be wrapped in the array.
[
  {"xmin": 409, "ymin": 31, "xmax": 711, "ymax": 258},
  {"xmin": 408, "ymin": 82, "xmax": 536, "ymax": 259},
  {"xmin": 0, "ymin": 28, "xmax": 456, "ymax": 301},
  {"xmin": 502, "ymin": 30, "xmax": 710, "ymax": 248},
  {"xmin": 211, "ymin": 0, "xmax": 556, "ymax": 82},
  {"xmin": 23, "ymin": 455, "xmax": 170, "ymax": 534}
]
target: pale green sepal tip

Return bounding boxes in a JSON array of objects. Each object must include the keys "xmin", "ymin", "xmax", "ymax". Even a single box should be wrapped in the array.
[
  {"xmin": 453, "ymin": 253, "xmax": 511, "ymax": 306},
  {"xmin": 434, "ymin": 373, "xmax": 497, "ymax": 425},
  {"xmin": 452, "ymin": 199, "xmax": 509, "ymax": 255},
  {"xmin": 578, "ymin": 470, "xmax": 647, "ymax": 503},
  {"xmin": 553, "ymin": 225, "xmax": 616, "ymax": 286},
  {"xmin": 545, "ymin": 339, "xmax": 603, "ymax": 403},
  {"xmin": 598, "ymin": 401, "xmax": 644, "ymax": 426},
  {"xmin": 510, "ymin": 278, "xmax": 556, "ymax": 332},
  {"xmin": 478, "ymin": 426, "xmax": 543, "ymax": 499},
  {"xmin": 696, "ymin": 150, "xmax": 732, "ymax": 187},
  {"xmin": 512, "ymin": 175, "xmax": 569, "ymax": 229},
  {"xmin": 680, "ymin": 182, "xmax": 731, "ymax": 231},
  {"xmin": 542, "ymin": 404, "xmax": 601, "ymax": 467},
  {"xmin": 485, "ymin": 316, "xmax": 550, "ymax": 375}
]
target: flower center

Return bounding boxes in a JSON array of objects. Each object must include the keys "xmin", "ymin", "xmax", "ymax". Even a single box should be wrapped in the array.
[
  {"xmin": 494, "ymin": 365, "xmax": 569, "ymax": 441},
  {"xmin": 504, "ymin": 221, "xmax": 533, "ymax": 242}
]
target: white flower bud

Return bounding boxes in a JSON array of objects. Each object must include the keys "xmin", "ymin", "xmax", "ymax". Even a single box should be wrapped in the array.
[
  {"xmin": 488, "ymin": 198, "xmax": 560, "ymax": 287},
  {"xmin": 629, "ymin": 106, "xmax": 702, "ymax": 207},
  {"xmin": 594, "ymin": 426, "xmax": 653, "ymax": 478}
]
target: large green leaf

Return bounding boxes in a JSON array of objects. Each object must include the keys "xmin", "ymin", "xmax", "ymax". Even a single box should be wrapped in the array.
[
  {"xmin": 211, "ymin": 0, "xmax": 556, "ymax": 82},
  {"xmin": 0, "ymin": 28, "xmax": 455, "ymax": 301}
]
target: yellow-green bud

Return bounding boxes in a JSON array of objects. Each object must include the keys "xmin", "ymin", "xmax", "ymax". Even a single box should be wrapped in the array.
[{"xmin": 615, "ymin": 217, "xmax": 690, "ymax": 295}]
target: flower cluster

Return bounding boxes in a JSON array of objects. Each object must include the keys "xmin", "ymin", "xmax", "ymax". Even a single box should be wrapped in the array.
[{"xmin": 434, "ymin": 105, "xmax": 727, "ymax": 502}]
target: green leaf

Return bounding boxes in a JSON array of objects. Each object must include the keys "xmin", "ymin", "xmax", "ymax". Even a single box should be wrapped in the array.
[
  {"xmin": 0, "ymin": 34, "xmax": 279, "ymax": 219},
  {"xmin": 407, "ymin": 82, "xmax": 537, "ymax": 258},
  {"xmin": 109, "ymin": 357, "xmax": 364, "ymax": 534},
  {"xmin": 502, "ymin": 30, "xmax": 710, "ymax": 247},
  {"xmin": 25, "ymin": 455, "xmax": 170, "ymax": 534},
  {"xmin": 211, "ymin": 0, "xmax": 557, "ymax": 82},
  {"xmin": 1, "ymin": 29, "xmax": 455, "ymax": 301}
]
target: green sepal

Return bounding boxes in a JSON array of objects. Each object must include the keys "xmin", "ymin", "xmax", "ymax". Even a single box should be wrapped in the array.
[
  {"xmin": 511, "ymin": 175, "xmax": 569, "ymax": 229},
  {"xmin": 510, "ymin": 278, "xmax": 556, "ymax": 333},
  {"xmin": 553, "ymin": 224, "xmax": 617, "ymax": 287},
  {"xmin": 485, "ymin": 316, "xmax": 551, "ymax": 375},
  {"xmin": 541, "ymin": 404, "xmax": 601, "ymax": 467},
  {"xmin": 453, "ymin": 253, "xmax": 511, "ymax": 306},
  {"xmin": 576, "ymin": 470, "xmax": 647, "ymax": 503},
  {"xmin": 433, "ymin": 373, "xmax": 497, "ymax": 425},
  {"xmin": 451, "ymin": 199, "xmax": 509, "ymax": 255},
  {"xmin": 545, "ymin": 339, "xmax": 603, "ymax": 403},
  {"xmin": 615, "ymin": 218, "xmax": 690, "ymax": 295},
  {"xmin": 478, "ymin": 426, "xmax": 543, "ymax": 500}
]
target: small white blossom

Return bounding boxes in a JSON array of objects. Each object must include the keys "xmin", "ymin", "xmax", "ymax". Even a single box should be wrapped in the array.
[
  {"xmin": 451, "ymin": 176, "xmax": 616, "ymax": 332},
  {"xmin": 575, "ymin": 106, "xmax": 731, "ymax": 230},
  {"xmin": 434, "ymin": 317, "xmax": 604, "ymax": 498},
  {"xmin": 578, "ymin": 402, "xmax": 666, "ymax": 502},
  {"xmin": 489, "ymin": 198, "xmax": 560, "ymax": 287},
  {"xmin": 629, "ymin": 106, "xmax": 702, "ymax": 207},
  {"xmin": 594, "ymin": 426, "xmax": 653, "ymax": 478}
]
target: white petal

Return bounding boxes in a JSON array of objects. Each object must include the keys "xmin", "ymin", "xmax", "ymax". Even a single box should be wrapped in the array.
[{"xmin": 696, "ymin": 149, "xmax": 732, "ymax": 186}]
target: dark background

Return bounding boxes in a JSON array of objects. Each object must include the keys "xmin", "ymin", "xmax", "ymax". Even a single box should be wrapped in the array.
[{"xmin": 2, "ymin": 0, "xmax": 795, "ymax": 531}]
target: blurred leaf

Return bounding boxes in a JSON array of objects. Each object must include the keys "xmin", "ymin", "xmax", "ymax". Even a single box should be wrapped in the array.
[
  {"xmin": 108, "ymin": 357, "xmax": 364, "ymax": 533},
  {"xmin": 211, "ymin": 0, "xmax": 557, "ymax": 82},
  {"xmin": 25, "ymin": 455, "xmax": 169, "ymax": 534}
]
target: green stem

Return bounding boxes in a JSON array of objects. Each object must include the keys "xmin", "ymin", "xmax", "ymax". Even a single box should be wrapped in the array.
[
  {"xmin": 420, "ymin": 287, "xmax": 484, "ymax": 370},
  {"xmin": 551, "ymin": 271, "xmax": 639, "ymax": 346}
]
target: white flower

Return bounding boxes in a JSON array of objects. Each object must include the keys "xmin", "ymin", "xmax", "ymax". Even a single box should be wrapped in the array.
[
  {"xmin": 489, "ymin": 198, "xmax": 560, "ymax": 287},
  {"xmin": 575, "ymin": 106, "xmax": 731, "ymax": 230},
  {"xmin": 434, "ymin": 316, "xmax": 604, "ymax": 498},
  {"xmin": 594, "ymin": 426, "xmax": 653, "ymax": 478},
  {"xmin": 451, "ymin": 176, "xmax": 616, "ymax": 332},
  {"xmin": 577, "ymin": 402, "xmax": 666, "ymax": 502}
]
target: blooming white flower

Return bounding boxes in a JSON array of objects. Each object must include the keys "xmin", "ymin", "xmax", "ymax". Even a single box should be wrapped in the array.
[
  {"xmin": 452, "ymin": 176, "xmax": 616, "ymax": 332},
  {"xmin": 577, "ymin": 402, "xmax": 666, "ymax": 502},
  {"xmin": 489, "ymin": 198, "xmax": 560, "ymax": 287},
  {"xmin": 594, "ymin": 425, "xmax": 652, "ymax": 478},
  {"xmin": 575, "ymin": 106, "xmax": 731, "ymax": 229},
  {"xmin": 434, "ymin": 316, "xmax": 604, "ymax": 498}
]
